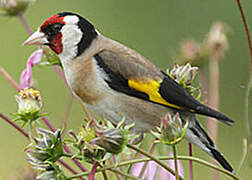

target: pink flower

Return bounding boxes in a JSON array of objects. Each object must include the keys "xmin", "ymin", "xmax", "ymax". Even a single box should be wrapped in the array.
[
  {"xmin": 20, "ymin": 49, "xmax": 43, "ymax": 89},
  {"xmin": 130, "ymin": 154, "xmax": 184, "ymax": 180},
  {"xmin": 130, "ymin": 160, "xmax": 157, "ymax": 180}
]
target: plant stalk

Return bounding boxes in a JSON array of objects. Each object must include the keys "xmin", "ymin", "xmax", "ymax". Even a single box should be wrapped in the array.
[
  {"xmin": 173, "ymin": 145, "xmax": 179, "ymax": 180},
  {"xmin": 68, "ymin": 155, "xmax": 239, "ymax": 180},
  {"xmin": 188, "ymin": 143, "xmax": 194, "ymax": 180}
]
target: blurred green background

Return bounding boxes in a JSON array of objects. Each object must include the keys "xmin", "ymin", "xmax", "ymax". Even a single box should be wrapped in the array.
[{"xmin": 0, "ymin": 0, "xmax": 252, "ymax": 179}]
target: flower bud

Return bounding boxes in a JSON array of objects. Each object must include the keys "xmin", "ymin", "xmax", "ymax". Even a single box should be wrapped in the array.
[
  {"xmin": 0, "ymin": 0, "xmax": 32, "ymax": 16},
  {"xmin": 91, "ymin": 128, "xmax": 126, "ymax": 154},
  {"xmin": 16, "ymin": 88, "xmax": 42, "ymax": 115},
  {"xmin": 153, "ymin": 112, "xmax": 188, "ymax": 145},
  {"xmin": 26, "ymin": 128, "xmax": 63, "ymax": 166},
  {"xmin": 169, "ymin": 63, "xmax": 199, "ymax": 86}
]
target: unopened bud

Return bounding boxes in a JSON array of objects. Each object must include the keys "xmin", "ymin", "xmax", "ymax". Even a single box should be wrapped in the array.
[
  {"xmin": 91, "ymin": 128, "xmax": 126, "ymax": 154},
  {"xmin": 153, "ymin": 112, "xmax": 188, "ymax": 145}
]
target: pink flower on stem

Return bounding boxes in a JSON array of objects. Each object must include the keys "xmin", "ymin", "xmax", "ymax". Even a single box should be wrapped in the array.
[
  {"xmin": 130, "ymin": 154, "xmax": 184, "ymax": 180},
  {"xmin": 20, "ymin": 49, "xmax": 43, "ymax": 89}
]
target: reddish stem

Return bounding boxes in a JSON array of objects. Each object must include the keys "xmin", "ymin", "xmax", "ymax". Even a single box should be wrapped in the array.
[
  {"xmin": 63, "ymin": 143, "xmax": 87, "ymax": 172},
  {"xmin": 58, "ymin": 160, "xmax": 85, "ymax": 180},
  {"xmin": 88, "ymin": 162, "xmax": 98, "ymax": 180},
  {"xmin": 188, "ymin": 143, "xmax": 194, "ymax": 180},
  {"xmin": 0, "ymin": 112, "xmax": 29, "ymax": 138},
  {"xmin": 235, "ymin": 0, "xmax": 252, "ymax": 69},
  {"xmin": 53, "ymin": 66, "xmax": 72, "ymax": 91},
  {"xmin": 17, "ymin": 12, "xmax": 33, "ymax": 35},
  {"xmin": 41, "ymin": 116, "xmax": 56, "ymax": 132},
  {"xmin": 0, "ymin": 66, "xmax": 21, "ymax": 91}
]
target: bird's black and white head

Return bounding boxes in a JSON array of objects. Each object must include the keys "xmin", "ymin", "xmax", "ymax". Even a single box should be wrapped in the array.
[{"xmin": 23, "ymin": 12, "xmax": 98, "ymax": 61}]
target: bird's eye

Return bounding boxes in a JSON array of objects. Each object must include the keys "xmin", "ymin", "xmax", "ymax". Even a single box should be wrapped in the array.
[
  {"xmin": 42, "ymin": 23, "xmax": 63, "ymax": 37},
  {"xmin": 51, "ymin": 23, "xmax": 63, "ymax": 32}
]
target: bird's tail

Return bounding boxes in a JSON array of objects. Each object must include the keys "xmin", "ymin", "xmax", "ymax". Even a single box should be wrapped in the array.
[
  {"xmin": 193, "ymin": 102, "xmax": 234, "ymax": 126},
  {"xmin": 183, "ymin": 114, "xmax": 234, "ymax": 173}
]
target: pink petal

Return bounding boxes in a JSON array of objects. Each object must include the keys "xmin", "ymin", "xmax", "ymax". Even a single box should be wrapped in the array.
[
  {"xmin": 27, "ymin": 49, "xmax": 43, "ymax": 67},
  {"xmin": 20, "ymin": 67, "xmax": 31, "ymax": 89},
  {"xmin": 19, "ymin": 49, "xmax": 43, "ymax": 89},
  {"xmin": 146, "ymin": 161, "xmax": 158, "ymax": 180},
  {"xmin": 130, "ymin": 158, "xmax": 158, "ymax": 180},
  {"xmin": 130, "ymin": 161, "xmax": 144, "ymax": 176}
]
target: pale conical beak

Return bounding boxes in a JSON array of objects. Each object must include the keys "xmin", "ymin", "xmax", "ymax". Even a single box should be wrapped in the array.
[{"xmin": 23, "ymin": 30, "xmax": 48, "ymax": 46}]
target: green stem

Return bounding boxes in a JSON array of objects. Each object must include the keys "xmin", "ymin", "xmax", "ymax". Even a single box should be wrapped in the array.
[
  {"xmin": 67, "ymin": 155, "xmax": 239, "ymax": 180},
  {"xmin": 108, "ymin": 169, "xmax": 140, "ymax": 180},
  {"xmin": 61, "ymin": 153, "xmax": 83, "ymax": 160},
  {"xmin": 173, "ymin": 145, "xmax": 179, "ymax": 180},
  {"xmin": 125, "ymin": 142, "xmax": 144, "ymax": 179},
  {"xmin": 127, "ymin": 144, "xmax": 183, "ymax": 180},
  {"xmin": 138, "ymin": 142, "xmax": 156, "ymax": 178}
]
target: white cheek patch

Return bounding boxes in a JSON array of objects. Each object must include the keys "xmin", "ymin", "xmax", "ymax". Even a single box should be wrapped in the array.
[
  {"xmin": 63, "ymin": 15, "xmax": 79, "ymax": 24},
  {"xmin": 59, "ymin": 24, "xmax": 83, "ymax": 62}
]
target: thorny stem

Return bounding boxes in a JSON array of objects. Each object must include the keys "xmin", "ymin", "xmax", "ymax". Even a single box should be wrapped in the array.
[
  {"xmin": 173, "ymin": 146, "xmax": 179, "ymax": 180},
  {"xmin": 188, "ymin": 143, "xmax": 194, "ymax": 180},
  {"xmin": 68, "ymin": 155, "xmax": 240, "ymax": 180},
  {"xmin": 0, "ymin": 112, "xmax": 29, "ymax": 138},
  {"xmin": 127, "ymin": 144, "xmax": 184, "ymax": 180},
  {"xmin": 0, "ymin": 66, "xmax": 21, "ymax": 91}
]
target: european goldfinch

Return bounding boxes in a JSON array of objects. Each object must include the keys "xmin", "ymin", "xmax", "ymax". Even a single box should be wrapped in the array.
[{"xmin": 23, "ymin": 12, "xmax": 234, "ymax": 173}]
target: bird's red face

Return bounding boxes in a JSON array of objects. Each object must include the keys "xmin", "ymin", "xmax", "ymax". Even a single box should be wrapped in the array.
[{"xmin": 23, "ymin": 12, "xmax": 98, "ymax": 60}]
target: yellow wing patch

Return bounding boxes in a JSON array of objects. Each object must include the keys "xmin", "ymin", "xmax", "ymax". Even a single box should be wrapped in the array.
[{"xmin": 128, "ymin": 78, "xmax": 182, "ymax": 110}]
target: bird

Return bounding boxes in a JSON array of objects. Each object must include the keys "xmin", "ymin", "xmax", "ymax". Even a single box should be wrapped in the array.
[{"xmin": 23, "ymin": 12, "xmax": 234, "ymax": 173}]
